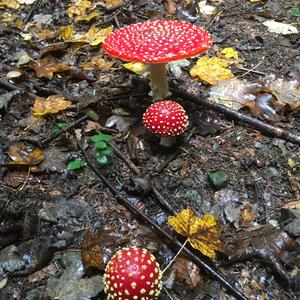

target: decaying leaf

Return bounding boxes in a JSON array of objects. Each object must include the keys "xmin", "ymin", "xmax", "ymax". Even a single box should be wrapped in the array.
[
  {"xmin": 263, "ymin": 20, "xmax": 298, "ymax": 35},
  {"xmin": 7, "ymin": 143, "xmax": 44, "ymax": 165},
  {"xmin": 103, "ymin": 0, "xmax": 122, "ymax": 9},
  {"xmin": 80, "ymin": 55, "xmax": 114, "ymax": 71},
  {"xmin": 209, "ymin": 78, "xmax": 259, "ymax": 110},
  {"xmin": 168, "ymin": 208, "xmax": 223, "ymax": 258},
  {"xmin": 4, "ymin": 170, "xmax": 30, "ymax": 187},
  {"xmin": 76, "ymin": 11, "xmax": 101, "ymax": 22},
  {"xmin": 264, "ymin": 75, "xmax": 300, "ymax": 111},
  {"xmin": 173, "ymin": 257, "xmax": 201, "ymax": 289},
  {"xmin": 29, "ymin": 55, "xmax": 72, "ymax": 79},
  {"xmin": 32, "ymin": 95, "xmax": 72, "ymax": 117},
  {"xmin": 228, "ymin": 225, "xmax": 298, "ymax": 285},
  {"xmin": 190, "ymin": 56, "xmax": 234, "ymax": 85},
  {"xmin": 81, "ymin": 230, "xmax": 124, "ymax": 271}
]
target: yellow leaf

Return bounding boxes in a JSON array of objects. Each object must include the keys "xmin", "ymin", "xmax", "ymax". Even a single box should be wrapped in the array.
[
  {"xmin": 59, "ymin": 25, "xmax": 75, "ymax": 41},
  {"xmin": 168, "ymin": 208, "xmax": 223, "ymax": 259},
  {"xmin": 123, "ymin": 62, "xmax": 148, "ymax": 77},
  {"xmin": 190, "ymin": 56, "xmax": 234, "ymax": 85},
  {"xmin": 32, "ymin": 95, "xmax": 72, "ymax": 117},
  {"xmin": 218, "ymin": 47, "xmax": 239, "ymax": 60},
  {"xmin": 0, "ymin": 0, "xmax": 20, "ymax": 9},
  {"xmin": 103, "ymin": 0, "xmax": 122, "ymax": 9},
  {"xmin": 87, "ymin": 26, "xmax": 113, "ymax": 46},
  {"xmin": 76, "ymin": 11, "xmax": 101, "ymax": 22},
  {"xmin": 67, "ymin": 0, "xmax": 93, "ymax": 17}
]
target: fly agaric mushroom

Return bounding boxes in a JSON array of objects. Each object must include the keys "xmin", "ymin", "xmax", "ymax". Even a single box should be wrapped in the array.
[
  {"xmin": 143, "ymin": 100, "xmax": 189, "ymax": 147},
  {"xmin": 102, "ymin": 20, "xmax": 212, "ymax": 100},
  {"xmin": 103, "ymin": 246, "xmax": 162, "ymax": 300}
]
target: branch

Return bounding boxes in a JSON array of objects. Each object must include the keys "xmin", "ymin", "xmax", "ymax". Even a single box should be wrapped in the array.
[
  {"xmin": 77, "ymin": 140, "xmax": 249, "ymax": 300},
  {"xmin": 171, "ymin": 87, "xmax": 300, "ymax": 145}
]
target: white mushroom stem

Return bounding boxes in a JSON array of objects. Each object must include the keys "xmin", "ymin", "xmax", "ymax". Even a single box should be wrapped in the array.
[{"xmin": 149, "ymin": 63, "xmax": 172, "ymax": 100}]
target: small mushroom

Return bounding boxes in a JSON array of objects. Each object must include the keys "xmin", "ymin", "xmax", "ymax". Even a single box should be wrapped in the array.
[
  {"xmin": 102, "ymin": 20, "xmax": 212, "ymax": 100},
  {"xmin": 103, "ymin": 246, "xmax": 162, "ymax": 300},
  {"xmin": 143, "ymin": 100, "xmax": 189, "ymax": 147}
]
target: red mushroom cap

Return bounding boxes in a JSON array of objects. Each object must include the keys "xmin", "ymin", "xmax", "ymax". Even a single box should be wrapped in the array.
[
  {"xmin": 102, "ymin": 20, "xmax": 212, "ymax": 64},
  {"xmin": 143, "ymin": 100, "xmax": 189, "ymax": 137},
  {"xmin": 103, "ymin": 246, "xmax": 162, "ymax": 300}
]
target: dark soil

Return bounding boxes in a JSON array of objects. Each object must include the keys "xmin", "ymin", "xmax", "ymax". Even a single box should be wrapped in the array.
[{"xmin": 0, "ymin": 1, "xmax": 299, "ymax": 300}]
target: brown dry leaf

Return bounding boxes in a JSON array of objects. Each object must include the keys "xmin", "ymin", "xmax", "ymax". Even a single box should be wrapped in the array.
[
  {"xmin": 168, "ymin": 208, "xmax": 223, "ymax": 259},
  {"xmin": 190, "ymin": 56, "xmax": 234, "ymax": 85},
  {"xmin": 32, "ymin": 95, "xmax": 72, "ymax": 117},
  {"xmin": 7, "ymin": 143, "xmax": 44, "ymax": 165},
  {"xmin": 103, "ymin": 0, "xmax": 122, "ymax": 8},
  {"xmin": 29, "ymin": 55, "xmax": 72, "ymax": 79},
  {"xmin": 0, "ymin": 0, "xmax": 20, "ymax": 9},
  {"xmin": 173, "ymin": 257, "xmax": 201, "ymax": 289},
  {"xmin": 4, "ymin": 170, "xmax": 29, "ymax": 187},
  {"xmin": 67, "ymin": 0, "xmax": 94, "ymax": 17},
  {"xmin": 34, "ymin": 28, "xmax": 57, "ymax": 41},
  {"xmin": 80, "ymin": 55, "xmax": 114, "ymax": 71},
  {"xmin": 82, "ymin": 231, "xmax": 105, "ymax": 270},
  {"xmin": 164, "ymin": 0, "xmax": 176, "ymax": 14},
  {"xmin": 81, "ymin": 230, "xmax": 124, "ymax": 271},
  {"xmin": 239, "ymin": 202, "xmax": 256, "ymax": 228},
  {"xmin": 282, "ymin": 201, "xmax": 300, "ymax": 209},
  {"xmin": 58, "ymin": 25, "xmax": 74, "ymax": 41}
]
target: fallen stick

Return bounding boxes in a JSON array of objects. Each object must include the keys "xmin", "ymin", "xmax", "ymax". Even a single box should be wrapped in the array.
[
  {"xmin": 171, "ymin": 87, "xmax": 300, "ymax": 145},
  {"xmin": 77, "ymin": 140, "xmax": 249, "ymax": 300}
]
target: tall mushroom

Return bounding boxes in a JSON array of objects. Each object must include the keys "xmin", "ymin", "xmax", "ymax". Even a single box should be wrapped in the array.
[{"xmin": 102, "ymin": 20, "xmax": 212, "ymax": 100}]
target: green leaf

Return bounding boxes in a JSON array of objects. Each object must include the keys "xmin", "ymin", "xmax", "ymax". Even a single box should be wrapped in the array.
[
  {"xmin": 67, "ymin": 160, "xmax": 87, "ymax": 170},
  {"xmin": 96, "ymin": 153, "xmax": 108, "ymax": 165},
  {"xmin": 90, "ymin": 133, "xmax": 113, "ymax": 143},
  {"xmin": 100, "ymin": 146, "xmax": 114, "ymax": 156},
  {"xmin": 51, "ymin": 122, "xmax": 68, "ymax": 135},
  {"xmin": 289, "ymin": 8, "xmax": 300, "ymax": 17},
  {"xmin": 95, "ymin": 141, "xmax": 107, "ymax": 150}
]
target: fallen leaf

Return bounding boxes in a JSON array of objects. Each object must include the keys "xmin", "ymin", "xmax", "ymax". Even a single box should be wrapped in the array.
[
  {"xmin": 58, "ymin": 25, "xmax": 75, "ymax": 41},
  {"xmin": 7, "ymin": 143, "xmax": 44, "ymax": 165},
  {"xmin": 18, "ymin": 0, "xmax": 36, "ymax": 4},
  {"xmin": 209, "ymin": 78, "xmax": 259, "ymax": 110},
  {"xmin": 264, "ymin": 75, "xmax": 300, "ymax": 111},
  {"xmin": 282, "ymin": 201, "xmax": 300, "ymax": 209},
  {"xmin": 123, "ymin": 62, "xmax": 148, "ymax": 77},
  {"xmin": 103, "ymin": 0, "xmax": 122, "ymax": 9},
  {"xmin": 173, "ymin": 257, "xmax": 201, "ymax": 289},
  {"xmin": 0, "ymin": 0, "xmax": 20, "ymax": 9},
  {"xmin": 263, "ymin": 20, "xmax": 298, "ymax": 35},
  {"xmin": 76, "ymin": 11, "xmax": 101, "ymax": 22},
  {"xmin": 168, "ymin": 208, "xmax": 223, "ymax": 258},
  {"xmin": 190, "ymin": 56, "xmax": 234, "ymax": 85},
  {"xmin": 29, "ymin": 55, "xmax": 72, "ymax": 79},
  {"xmin": 0, "ymin": 90, "xmax": 20, "ymax": 110},
  {"xmin": 4, "ymin": 170, "xmax": 30, "ymax": 187},
  {"xmin": 218, "ymin": 47, "xmax": 239, "ymax": 60},
  {"xmin": 239, "ymin": 202, "xmax": 256, "ymax": 228},
  {"xmin": 80, "ymin": 55, "xmax": 114, "ymax": 71},
  {"xmin": 34, "ymin": 28, "xmax": 57, "ymax": 40},
  {"xmin": 67, "ymin": 0, "xmax": 94, "ymax": 17},
  {"xmin": 32, "ymin": 95, "xmax": 72, "ymax": 117}
]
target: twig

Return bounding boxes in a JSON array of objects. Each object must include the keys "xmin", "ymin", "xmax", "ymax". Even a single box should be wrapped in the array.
[
  {"xmin": 24, "ymin": 0, "xmax": 45, "ymax": 23},
  {"xmin": 171, "ymin": 87, "xmax": 300, "ymax": 145},
  {"xmin": 107, "ymin": 140, "xmax": 140, "ymax": 174},
  {"xmin": 77, "ymin": 140, "xmax": 249, "ymax": 300},
  {"xmin": 38, "ymin": 110, "xmax": 99, "ymax": 148}
]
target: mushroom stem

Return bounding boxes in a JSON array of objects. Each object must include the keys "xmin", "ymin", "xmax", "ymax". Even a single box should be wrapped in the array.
[
  {"xmin": 160, "ymin": 136, "xmax": 177, "ymax": 147},
  {"xmin": 149, "ymin": 63, "xmax": 171, "ymax": 100}
]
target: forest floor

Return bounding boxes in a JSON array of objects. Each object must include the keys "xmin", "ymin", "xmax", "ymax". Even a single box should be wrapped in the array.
[{"xmin": 0, "ymin": 0, "xmax": 299, "ymax": 299}]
